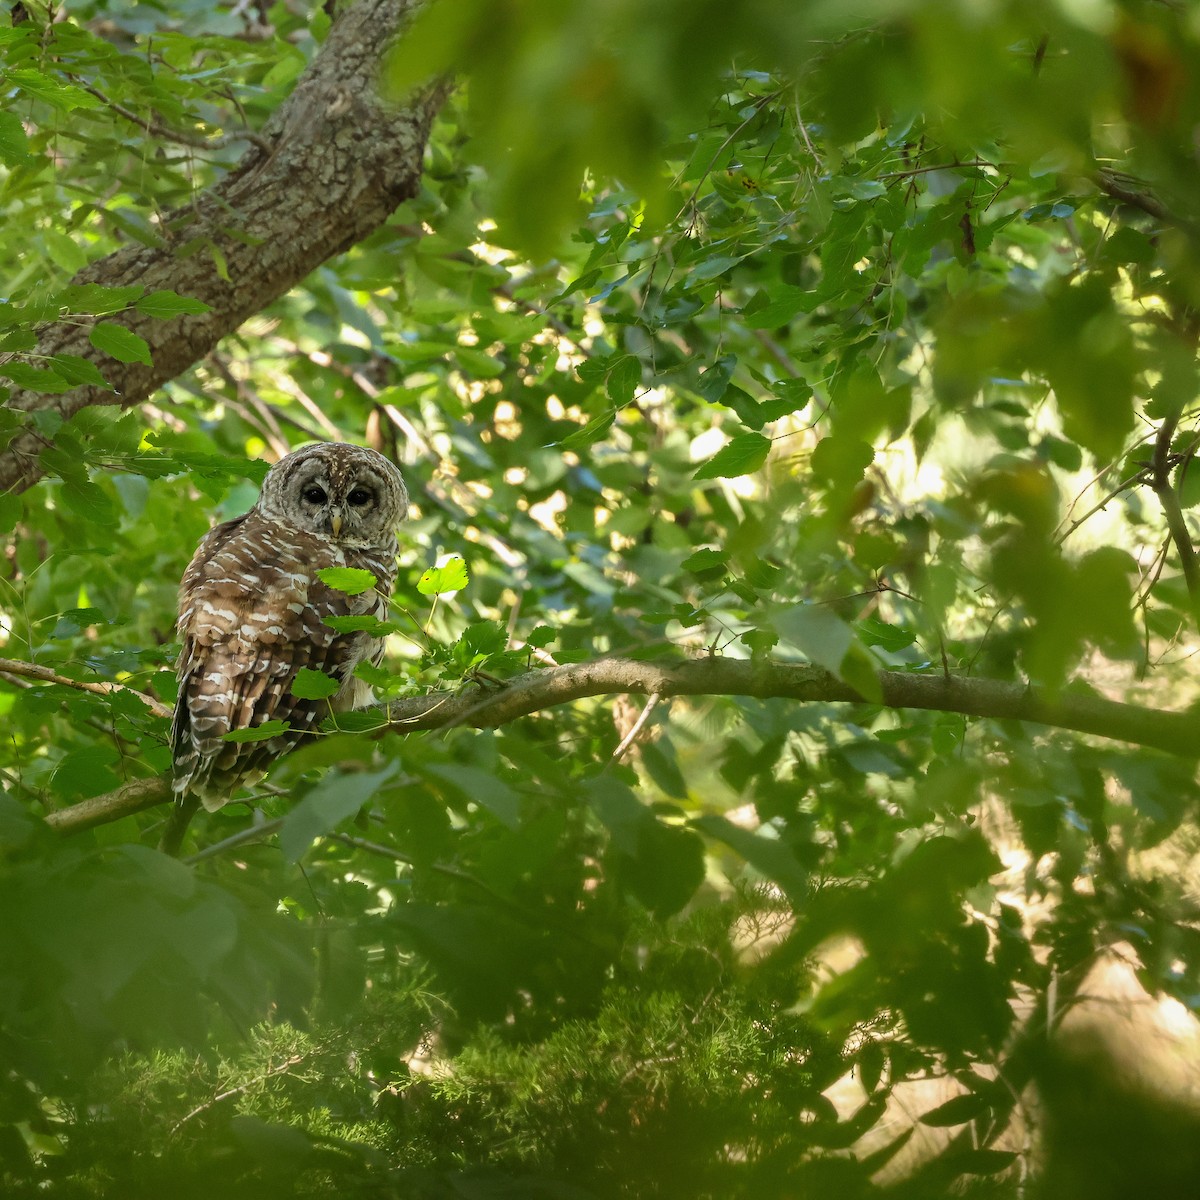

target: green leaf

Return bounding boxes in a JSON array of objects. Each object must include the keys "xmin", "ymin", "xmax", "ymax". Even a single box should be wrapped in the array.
[
  {"xmin": 316, "ymin": 566, "xmax": 377, "ymax": 595},
  {"xmin": 6, "ymin": 69, "xmax": 101, "ymax": 112},
  {"xmin": 559, "ymin": 410, "xmax": 615, "ymax": 450},
  {"xmin": 321, "ymin": 709, "xmax": 389, "ymax": 733},
  {"xmin": 417, "ymin": 556, "xmax": 469, "ymax": 595},
  {"xmin": 230, "ymin": 1115, "xmax": 316, "ymax": 1164},
  {"xmin": 0, "ymin": 331, "xmax": 37, "ymax": 353},
  {"xmin": 695, "ymin": 355, "xmax": 736, "ymax": 402},
  {"xmin": 426, "ymin": 763, "xmax": 521, "ymax": 828},
  {"xmin": 857, "ymin": 617, "xmax": 917, "ymax": 653},
  {"xmin": 1180, "ymin": 467, "xmax": 1200, "ymax": 509},
  {"xmin": 606, "ymin": 355, "xmax": 642, "ymax": 405},
  {"xmin": 694, "ymin": 814, "xmax": 808, "ymax": 899},
  {"xmin": 694, "ymin": 432, "xmax": 771, "ymax": 480},
  {"xmin": 135, "ymin": 290, "xmax": 212, "ymax": 319},
  {"xmin": 57, "ymin": 284, "xmax": 145, "ymax": 315},
  {"xmin": 918, "ymin": 1092, "xmax": 991, "ymax": 1127},
  {"xmin": 322, "ymin": 614, "xmax": 399, "ymax": 636},
  {"xmin": 0, "ymin": 111, "xmax": 29, "ymax": 164},
  {"xmin": 61, "ymin": 478, "xmax": 115, "ymax": 523},
  {"xmin": 116, "ymin": 844, "xmax": 198, "ymax": 901},
  {"xmin": 290, "ymin": 668, "xmax": 341, "ymax": 700},
  {"xmin": 89, "ymin": 322, "xmax": 152, "ymax": 366},
  {"xmin": 772, "ymin": 604, "xmax": 853, "ymax": 672},
  {"xmin": 811, "ymin": 434, "xmax": 875, "ymax": 488},
  {"xmin": 742, "ymin": 286, "xmax": 816, "ymax": 328},
  {"xmin": 50, "ymin": 746, "xmax": 120, "ymax": 799},
  {"xmin": 223, "ymin": 720, "xmax": 291, "ymax": 743},
  {"xmin": 452, "ymin": 621, "xmax": 507, "ymax": 670},
  {"xmin": 681, "ymin": 547, "xmax": 728, "ymax": 579},
  {"xmin": 624, "ymin": 819, "xmax": 706, "ymax": 916},
  {"xmin": 47, "ymin": 355, "xmax": 112, "ymax": 390},
  {"xmin": 0, "ymin": 492, "xmax": 20, "ymax": 534},
  {"xmin": 691, "ymin": 253, "xmax": 742, "ymax": 280},
  {"xmin": 839, "ymin": 644, "xmax": 884, "ymax": 705},
  {"xmin": 942, "ymin": 1150, "xmax": 1019, "ymax": 1177},
  {"xmin": 278, "ymin": 764, "xmax": 399, "ymax": 861},
  {"xmin": 0, "ymin": 364, "xmax": 70, "ymax": 393}
]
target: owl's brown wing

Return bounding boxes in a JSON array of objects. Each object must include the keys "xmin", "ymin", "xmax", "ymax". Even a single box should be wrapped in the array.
[{"xmin": 172, "ymin": 513, "xmax": 394, "ymax": 809}]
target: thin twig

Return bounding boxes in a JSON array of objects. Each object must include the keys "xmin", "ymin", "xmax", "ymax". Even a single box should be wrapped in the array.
[
  {"xmin": 269, "ymin": 372, "xmax": 345, "ymax": 439},
  {"xmin": 170, "ymin": 1052, "xmax": 308, "ymax": 1135},
  {"xmin": 184, "ymin": 816, "xmax": 284, "ymax": 863},
  {"xmin": 879, "ymin": 157, "xmax": 999, "ymax": 180},
  {"xmin": 206, "ymin": 355, "xmax": 292, "ymax": 458},
  {"xmin": 1055, "ymin": 466, "xmax": 1151, "ymax": 545},
  {"xmin": 70, "ymin": 77, "xmax": 274, "ymax": 154},
  {"xmin": 610, "ymin": 692, "xmax": 662, "ymax": 762}
]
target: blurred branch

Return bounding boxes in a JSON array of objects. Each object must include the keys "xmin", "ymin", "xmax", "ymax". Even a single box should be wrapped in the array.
[
  {"xmin": 42, "ymin": 656, "xmax": 1200, "ymax": 835},
  {"xmin": 1056, "ymin": 464, "xmax": 1151, "ymax": 545},
  {"xmin": 1150, "ymin": 406, "xmax": 1200, "ymax": 629},
  {"xmin": 1093, "ymin": 167, "xmax": 1171, "ymax": 222},
  {"xmin": 170, "ymin": 1051, "xmax": 310, "ymax": 1134}
]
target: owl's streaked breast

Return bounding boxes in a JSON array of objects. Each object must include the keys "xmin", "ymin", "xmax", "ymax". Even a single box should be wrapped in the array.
[{"xmin": 170, "ymin": 443, "xmax": 407, "ymax": 811}]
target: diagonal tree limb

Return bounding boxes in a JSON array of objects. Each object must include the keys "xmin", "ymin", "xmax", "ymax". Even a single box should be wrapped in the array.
[
  {"xmin": 0, "ymin": 0, "xmax": 448, "ymax": 497},
  {"xmin": 40, "ymin": 656, "xmax": 1200, "ymax": 835}
]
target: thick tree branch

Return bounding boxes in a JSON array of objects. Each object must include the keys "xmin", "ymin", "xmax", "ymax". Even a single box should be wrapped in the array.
[
  {"xmin": 0, "ymin": 0, "xmax": 447, "ymax": 497},
  {"xmin": 1093, "ymin": 167, "xmax": 1171, "ymax": 223},
  {"xmin": 41, "ymin": 657, "xmax": 1200, "ymax": 835},
  {"xmin": 44, "ymin": 775, "xmax": 173, "ymax": 831}
]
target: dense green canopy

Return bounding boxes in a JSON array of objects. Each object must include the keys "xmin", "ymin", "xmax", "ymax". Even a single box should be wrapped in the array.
[{"xmin": 3, "ymin": 0, "xmax": 1200, "ymax": 1194}]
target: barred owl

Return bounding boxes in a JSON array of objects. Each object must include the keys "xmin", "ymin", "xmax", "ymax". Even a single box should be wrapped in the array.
[{"xmin": 170, "ymin": 442, "xmax": 408, "ymax": 812}]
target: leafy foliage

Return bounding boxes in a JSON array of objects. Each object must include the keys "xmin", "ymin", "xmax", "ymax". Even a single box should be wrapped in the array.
[{"xmin": 3, "ymin": 0, "xmax": 1200, "ymax": 1194}]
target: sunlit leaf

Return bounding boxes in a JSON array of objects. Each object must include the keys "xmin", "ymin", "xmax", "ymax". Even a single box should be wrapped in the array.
[
  {"xmin": 417, "ymin": 556, "xmax": 469, "ymax": 595},
  {"xmin": 694, "ymin": 432, "xmax": 771, "ymax": 480},
  {"xmin": 317, "ymin": 567, "xmax": 377, "ymax": 595}
]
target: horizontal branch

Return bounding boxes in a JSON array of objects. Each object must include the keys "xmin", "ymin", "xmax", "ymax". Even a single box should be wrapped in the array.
[
  {"xmin": 42, "ymin": 656, "xmax": 1200, "ymax": 836},
  {"xmin": 382, "ymin": 656, "xmax": 1200, "ymax": 754},
  {"xmin": 44, "ymin": 775, "xmax": 172, "ymax": 831},
  {"xmin": 0, "ymin": 657, "xmax": 171, "ymax": 719}
]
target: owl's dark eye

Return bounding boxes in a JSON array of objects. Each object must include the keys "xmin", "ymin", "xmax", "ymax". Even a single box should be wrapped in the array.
[
  {"xmin": 302, "ymin": 485, "xmax": 327, "ymax": 505},
  {"xmin": 347, "ymin": 487, "xmax": 372, "ymax": 507}
]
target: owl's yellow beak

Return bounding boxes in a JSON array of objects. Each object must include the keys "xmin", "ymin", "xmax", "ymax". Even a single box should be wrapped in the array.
[{"xmin": 330, "ymin": 511, "xmax": 343, "ymax": 537}]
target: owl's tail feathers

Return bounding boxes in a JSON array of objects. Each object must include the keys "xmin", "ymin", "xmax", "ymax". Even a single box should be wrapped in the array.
[{"xmin": 158, "ymin": 793, "xmax": 200, "ymax": 857}]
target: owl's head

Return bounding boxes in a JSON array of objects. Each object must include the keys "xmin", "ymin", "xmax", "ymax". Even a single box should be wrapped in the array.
[{"xmin": 256, "ymin": 443, "xmax": 409, "ymax": 547}]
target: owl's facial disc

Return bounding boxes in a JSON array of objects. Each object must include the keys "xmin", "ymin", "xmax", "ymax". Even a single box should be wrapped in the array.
[
  {"xmin": 257, "ymin": 443, "xmax": 407, "ymax": 545},
  {"xmin": 291, "ymin": 465, "xmax": 334, "ymax": 534},
  {"xmin": 288, "ymin": 464, "xmax": 385, "ymax": 541}
]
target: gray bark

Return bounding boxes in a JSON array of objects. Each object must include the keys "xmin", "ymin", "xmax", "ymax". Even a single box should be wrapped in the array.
[
  {"xmin": 43, "ymin": 656, "xmax": 1200, "ymax": 834},
  {"xmin": 0, "ymin": 0, "xmax": 445, "ymax": 496}
]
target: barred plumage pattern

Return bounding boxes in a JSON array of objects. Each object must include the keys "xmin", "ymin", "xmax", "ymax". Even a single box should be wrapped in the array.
[{"xmin": 171, "ymin": 443, "xmax": 408, "ymax": 810}]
